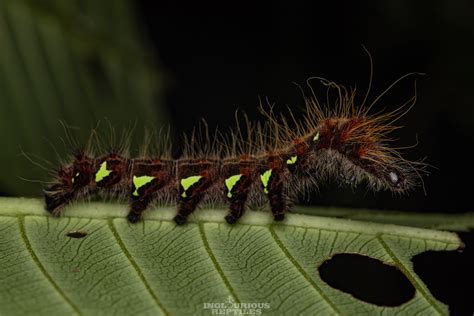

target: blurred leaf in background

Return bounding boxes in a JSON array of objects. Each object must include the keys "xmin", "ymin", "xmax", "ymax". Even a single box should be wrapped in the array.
[{"xmin": 0, "ymin": 0, "xmax": 168, "ymax": 196}]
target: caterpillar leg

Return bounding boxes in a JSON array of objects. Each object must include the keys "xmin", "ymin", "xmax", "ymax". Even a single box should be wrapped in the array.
[
  {"xmin": 224, "ymin": 175, "xmax": 252, "ymax": 224},
  {"xmin": 269, "ymin": 191, "xmax": 286, "ymax": 221},
  {"xmin": 174, "ymin": 193, "xmax": 204, "ymax": 225},
  {"xmin": 127, "ymin": 179, "xmax": 166, "ymax": 223},
  {"xmin": 226, "ymin": 198, "xmax": 247, "ymax": 224},
  {"xmin": 127, "ymin": 159, "xmax": 173, "ymax": 223},
  {"xmin": 262, "ymin": 168, "xmax": 286, "ymax": 221},
  {"xmin": 128, "ymin": 198, "xmax": 152, "ymax": 223},
  {"xmin": 174, "ymin": 168, "xmax": 215, "ymax": 225}
]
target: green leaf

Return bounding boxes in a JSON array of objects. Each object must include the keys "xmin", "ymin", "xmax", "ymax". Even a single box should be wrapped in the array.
[
  {"xmin": 294, "ymin": 206, "xmax": 474, "ymax": 232},
  {"xmin": 0, "ymin": 197, "xmax": 465, "ymax": 315}
]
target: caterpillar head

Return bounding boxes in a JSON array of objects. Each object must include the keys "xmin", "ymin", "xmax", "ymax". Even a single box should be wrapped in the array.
[{"xmin": 311, "ymin": 115, "xmax": 425, "ymax": 194}]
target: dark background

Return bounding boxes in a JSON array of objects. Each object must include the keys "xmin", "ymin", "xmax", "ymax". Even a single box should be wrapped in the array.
[{"xmin": 137, "ymin": 0, "xmax": 474, "ymax": 214}]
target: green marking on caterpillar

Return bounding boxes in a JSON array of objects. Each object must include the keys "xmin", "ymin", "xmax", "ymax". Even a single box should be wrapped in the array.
[
  {"xmin": 132, "ymin": 175, "xmax": 155, "ymax": 196},
  {"xmin": 95, "ymin": 161, "xmax": 112, "ymax": 183},
  {"xmin": 71, "ymin": 172, "xmax": 79, "ymax": 183},
  {"xmin": 225, "ymin": 174, "xmax": 242, "ymax": 198},
  {"xmin": 286, "ymin": 156, "xmax": 297, "ymax": 165},
  {"xmin": 260, "ymin": 169, "xmax": 272, "ymax": 194},
  {"xmin": 313, "ymin": 131, "xmax": 320, "ymax": 142},
  {"xmin": 181, "ymin": 175, "xmax": 203, "ymax": 198}
]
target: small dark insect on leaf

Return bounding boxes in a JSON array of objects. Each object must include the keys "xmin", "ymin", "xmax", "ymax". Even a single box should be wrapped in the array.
[{"xmin": 66, "ymin": 231, "xmax": 88, "ymax": 238}]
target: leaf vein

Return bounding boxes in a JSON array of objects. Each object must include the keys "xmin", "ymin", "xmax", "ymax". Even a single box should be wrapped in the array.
[
  {"xmin": 18, "ymin": 216, "xmax": 81, "ymax": 315},
  {"xmin": 107, "ymin": 219, "xmax": 169, "ymax": 315},
  {"xmin": 376, "ymin": 234, "xmax": 444, "ymax": 315},
  {"xmin": 268, "ymin": 225, "xmax": 340, "ymax": 314},
  {"xmin": 198, "ymin": 223, "xmax": 241, "ymax": 304}
]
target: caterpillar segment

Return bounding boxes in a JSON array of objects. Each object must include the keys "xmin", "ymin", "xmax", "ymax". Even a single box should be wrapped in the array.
[{"xmin": 128, "ymin": 158, "xmax": 174, "ymax": 223}]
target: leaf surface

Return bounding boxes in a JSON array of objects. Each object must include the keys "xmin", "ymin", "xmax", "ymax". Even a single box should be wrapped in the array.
[{"xmin": 0, "ymin": 197, "xmax": 464, "ymax": 315}]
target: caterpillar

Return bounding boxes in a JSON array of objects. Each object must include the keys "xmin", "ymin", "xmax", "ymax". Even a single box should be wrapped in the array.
[{"xmin": 43, "ymin": 72, "xmax": 426, "ymax": 225}]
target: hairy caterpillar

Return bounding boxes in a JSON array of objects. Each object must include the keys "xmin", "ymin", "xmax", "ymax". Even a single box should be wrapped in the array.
[{"xmin": 43, "ymin": 71, "xmax": 426, "ymax": 225}]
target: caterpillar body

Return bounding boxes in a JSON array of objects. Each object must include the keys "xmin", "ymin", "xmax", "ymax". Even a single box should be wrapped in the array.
[{"xmin": 44, "ymin": 76, "xmax": 425, "ymax": 225}]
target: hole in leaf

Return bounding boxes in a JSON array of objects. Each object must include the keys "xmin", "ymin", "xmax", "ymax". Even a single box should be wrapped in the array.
[
  {"xmin": 66, "ymin": 231, "xmax": 88, "ymax": 238},
  {"xmin": 412, "ymin": 231, "xmax": 473, "ymax": 315},
  {"xmin": 318, "ymin": 253, "xmax": 415, "ymax": 306}
]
